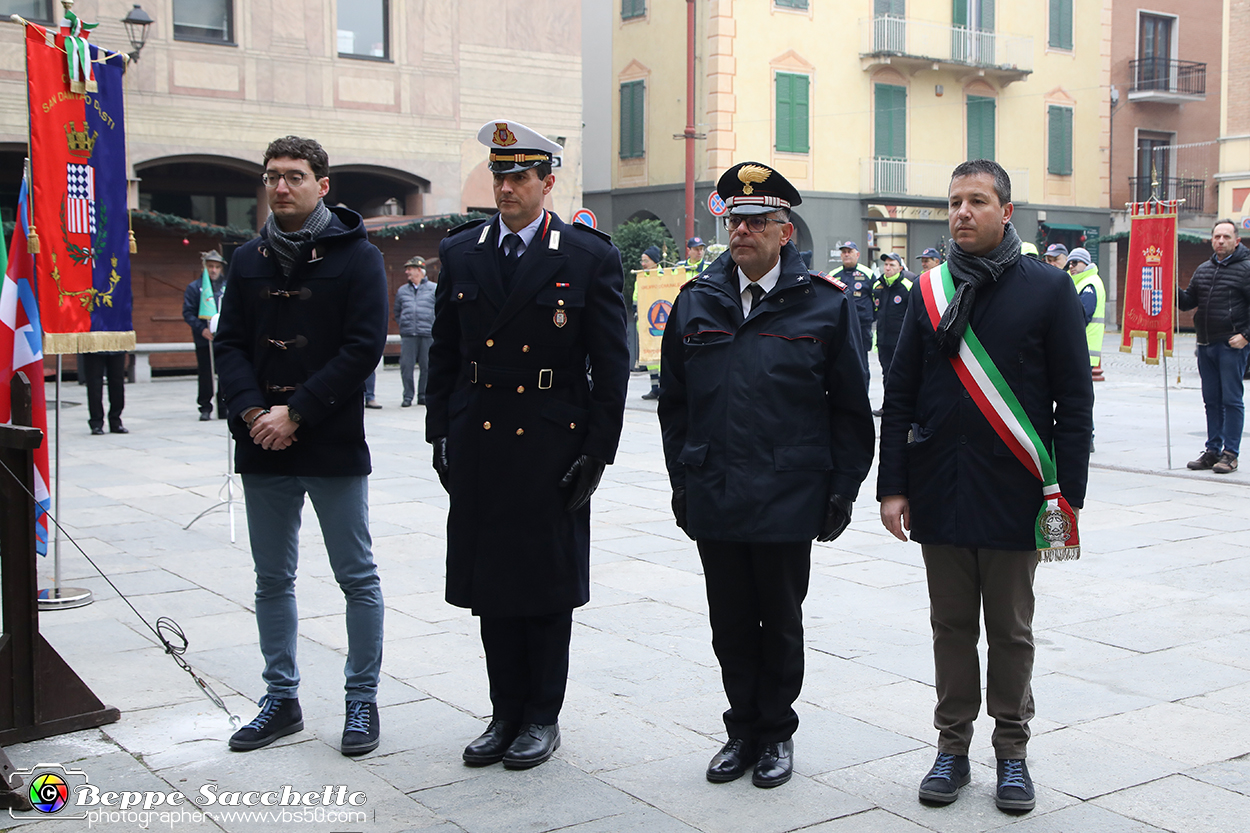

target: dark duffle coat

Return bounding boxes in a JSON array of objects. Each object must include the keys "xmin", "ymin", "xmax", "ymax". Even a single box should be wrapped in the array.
[
  {"xmin": 876, "ymin": 256, "xmax": 1094, "ymax": 550},
  {"xmin": 657, "ymin": 243, "xmax": 876, "ymax": 542},
  {"xmin": 425, "ymin": 212, "xmax": 630, "ymax": 616},
  {"xmin": 214, "ymin": 206, "xmax": 388, "ymax": 476}
]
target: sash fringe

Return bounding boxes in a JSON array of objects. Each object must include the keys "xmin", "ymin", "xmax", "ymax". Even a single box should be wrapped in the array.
[{"xmin": 1038, "ymin": 546, "xmax": 1081, "ymax": 563}]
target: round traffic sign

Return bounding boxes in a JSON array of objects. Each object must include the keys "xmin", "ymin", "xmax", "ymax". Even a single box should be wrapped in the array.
[
  {"xmin": 572, "ymin": 208, "xmax": 597, "ymax": 229},
  {"xmin": 707, "ymin": 192, "xmax": 726, "ymax": 217}
]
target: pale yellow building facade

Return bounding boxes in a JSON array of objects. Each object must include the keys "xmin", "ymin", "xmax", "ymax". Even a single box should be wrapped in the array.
[{"xmin": 586, "ymin": 0, "xmax": 1112, "ymax": 272}]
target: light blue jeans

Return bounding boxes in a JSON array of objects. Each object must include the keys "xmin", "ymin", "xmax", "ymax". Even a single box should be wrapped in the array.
[{"xmin": 241, "ymin": 474, "xmax": 383, "ymax": 703}]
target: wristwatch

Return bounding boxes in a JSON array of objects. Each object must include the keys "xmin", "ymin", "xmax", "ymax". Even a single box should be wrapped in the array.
[{"xmin": 287, "ymin": 406, "xmax": 303, "ymax": 425}]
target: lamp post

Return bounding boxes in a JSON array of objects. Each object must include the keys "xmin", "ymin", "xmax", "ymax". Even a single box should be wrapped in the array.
[{"xmin": 121, "ymin": 4, "xmax": 153, "ymax": 62}]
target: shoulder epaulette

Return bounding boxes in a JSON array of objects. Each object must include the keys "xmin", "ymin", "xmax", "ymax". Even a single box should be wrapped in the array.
[
  {"xmin": 679, "ymin": 273, "xmax": 704, "ymax": 291},
  {"xmin": 446, "ymin": 217, "xmax": 488, "ymax": 238},
  {"xmin": 813, "ymin": 270, "xmax": 847, "ymax": 291},
  {"xmin": 568, "ymin": 222, "xmax": 612, "ymax": 244}
]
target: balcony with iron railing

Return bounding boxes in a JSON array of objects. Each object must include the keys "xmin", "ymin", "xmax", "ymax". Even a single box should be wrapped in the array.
[
  {"xmin": 862, "ymin": 159, "xmax": 1031, "ymax": 203},
  {"xmin": 1127, "ymin": 58, "xmax": 1206, "ymax": 103},
  {"xmin": 1127, "ymin": 176, "xmax": 1207, "ymax": 212},
  {"xmin": 859, "ymin": 16, "xmax": 1032, "ymax": 84}
]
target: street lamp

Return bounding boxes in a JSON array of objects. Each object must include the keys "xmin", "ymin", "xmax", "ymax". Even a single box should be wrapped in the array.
[{"xmin": 121, "ymin": 4, "xmax": 153, "ymax": 63}]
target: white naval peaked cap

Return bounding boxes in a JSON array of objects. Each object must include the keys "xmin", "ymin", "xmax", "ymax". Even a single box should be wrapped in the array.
[{"xmin": 477, "ymin": 120, "xmax": 563, "ymax": 173}]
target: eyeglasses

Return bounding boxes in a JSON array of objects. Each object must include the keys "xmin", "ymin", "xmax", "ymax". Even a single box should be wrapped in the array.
[
  {"xmin": 261, "ymin": 171, "xmax": 316, "ymax": 188},
  {"xmin": 722, "ymin": 215, "xmax": 787, "ymax": 233}
]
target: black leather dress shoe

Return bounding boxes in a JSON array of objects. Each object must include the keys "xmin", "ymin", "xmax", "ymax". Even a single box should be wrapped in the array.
[
  {"xmin": 502, "ymin": 723, "xmax": 560, "ymax": 769},
  {"xmin": 462, "ymin": 719, "xmax": 521, "ymax": 765},
  {"xmin": 90, "ymin": 426, "xmax": 105, "ymax": 435},
  {"xmin": 706, "ymin": 738, "xmax": 756, "ymax": 783},
  {"xmin": 752, "ymin": 739, "xmax": 794, "ymax": 788},
  {"xmin": 109, "ymin": 424, "xmax": 129, "ymax": 434}
]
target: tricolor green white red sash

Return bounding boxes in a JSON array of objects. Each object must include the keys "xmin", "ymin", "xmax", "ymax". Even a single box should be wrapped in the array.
[{"xmin": 918, "ymin": 264, "xmax": 1079, "ymax": 561}]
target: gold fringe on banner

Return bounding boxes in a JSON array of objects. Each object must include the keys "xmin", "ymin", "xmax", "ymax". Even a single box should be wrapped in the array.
[
  {"xmin": 26, "ymin": 224, "xmax": 40, "ymax": 254},
  {"xmin": 78, "ymin": 330, "xmax": 136, "ymax": 353},
  {"xmin": 129, "ymin": 229, "xmax": 137, "ymax": 253},
  {"xmin": 43, "ymin": 332, "xmax": 81, "ymax": 355}
]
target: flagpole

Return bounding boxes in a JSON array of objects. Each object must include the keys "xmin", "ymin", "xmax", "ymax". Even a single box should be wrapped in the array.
[{"xmin": 37, "ymin": 355, "xmax": 93, "ymax": 609}]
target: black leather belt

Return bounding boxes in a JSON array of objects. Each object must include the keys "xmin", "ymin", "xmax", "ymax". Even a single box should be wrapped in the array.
[{"xmin": 469, "ymin": 362, "xmax": 578, "ymax": 390}]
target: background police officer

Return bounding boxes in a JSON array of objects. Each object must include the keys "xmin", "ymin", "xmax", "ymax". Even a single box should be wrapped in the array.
[
  {"xmin": 832, "ymin": 241, "xmax": 876, "ymax": 385},
  {"xmin": 659, "ymin": 162, "xmax": 875, "ymax": 790},
  {"xmin": 873, "ymin": 252, "xmax": 915, "ymax": 414},
  {"xmin": 426, "ymin": 120, "xmax": 629, "ymax": 770}
]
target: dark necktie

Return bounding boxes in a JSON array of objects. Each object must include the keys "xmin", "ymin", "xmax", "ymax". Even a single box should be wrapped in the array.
[
  {"xmin": 747, "ymin": 282, "xmax": 764, "ymax": 315},
  {"xmin": 501, "ymin": 233, "xmax": 521, "ymax": 290}
]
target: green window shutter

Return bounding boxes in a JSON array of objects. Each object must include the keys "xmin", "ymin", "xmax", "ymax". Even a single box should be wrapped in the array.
[
  {"xmin": 775, "ymin": 73, "xmax": 810, "ymax": 153},
  {"xmin": 1049, "ymin": 0, "xmax": 1073, "ymax": 49},
  {"xmin": 967, "ymin": 95, "xmax": 995, "ymax": 160},
  {"xmin": 1048, "ymin": 105, "xmax": 1073, "ymax": 175},
  {"xmin": 981, "ymin": 0, "xmax": 994, "ymax": 31},
  {"xmin": 622, "ymin": 0, "xmax": 645, "ymax": 21},
  {"xmin": 874, "ymin": 0, "xmax": 905, "ymax": 13},
  {"xmin": 620, "ymin": 81, "xmax": 645, "ymax": 159},
  {"xmin": 776, "ymin": 0, "xmax": 809, "ymax": 8},
  {"xmin": 875, "ymin": 84, "xmax": 906, "ymax": 159},
  {"xmin": 776, "ymin": 74, "xmax": 791, "ymax": 152},
  {"xmin": 953, "ymin": 0, "xmax": 968, "ymax": 27}
]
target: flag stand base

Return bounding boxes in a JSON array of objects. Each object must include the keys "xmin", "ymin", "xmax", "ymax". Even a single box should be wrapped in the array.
[{"xmin": 37, "ymin": 586, "xmax": 93, "ymax": 610}]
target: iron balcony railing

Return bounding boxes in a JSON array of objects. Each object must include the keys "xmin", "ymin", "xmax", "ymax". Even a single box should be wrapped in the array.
[
  {"xmin": 860, "ymin": 16, "xmax": 1033, "ymax": 73},
  {"xmin": 1129, "ymin": 58, "xmax": 1206, "ymax": 96},
  {"xmin": 1127, "ymin": 176, "xmax": 1207, "ymax": 212},
  {"xmin": 863, "ymin": 159, "xmax": 1031, "ymax": 203}
]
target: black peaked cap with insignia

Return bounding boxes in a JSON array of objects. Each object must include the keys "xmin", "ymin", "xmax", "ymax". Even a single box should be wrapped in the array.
[{"xmin": 716, "ymin": 162, "xmax": 802, "ymax": 216}]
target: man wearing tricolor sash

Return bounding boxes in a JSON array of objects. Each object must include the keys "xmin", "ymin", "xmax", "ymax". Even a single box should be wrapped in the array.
[{"xmin": 878, "ymin": 160, "xmax": 1092, "ymax": 813}]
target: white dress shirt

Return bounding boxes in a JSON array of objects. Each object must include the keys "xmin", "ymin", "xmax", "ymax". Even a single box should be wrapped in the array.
[
  {"xmin": 497, "ymin": 211, "xmax": 545, "ymax": 257},
  {"xmin": 738, "ymin": 259, "xmax": 782, "ymax": 316}
]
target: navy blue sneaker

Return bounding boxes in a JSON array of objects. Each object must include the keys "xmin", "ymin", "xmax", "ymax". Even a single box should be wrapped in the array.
[
  {"xmin": 996, "ymin": 758, "xmax": 1035, "ymax": 812},
  {"xmin": 918, "ymin": 752, "xmax": 971, "ymax": 804},
  {"xmin": 229, "ymin": 695, "xmax": 303, "ymax": 751},
  {"xmin": 341, "ymin": 701, "xmax": 380, "ymax": 756}
]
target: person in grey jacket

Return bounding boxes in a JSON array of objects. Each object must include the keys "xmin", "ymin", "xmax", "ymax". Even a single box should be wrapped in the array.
[{"xmin": 394, "ymin": 255, "xmax": 437, "ymax": 406}]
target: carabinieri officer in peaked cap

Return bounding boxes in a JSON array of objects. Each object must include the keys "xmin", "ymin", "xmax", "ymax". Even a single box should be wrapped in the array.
[
  {"xmin": 658, "ymin": 161, "xmax": 875, "ymax": 788},
  {"xmin": 425, "ymin": 120, "xmax": 630, "ymax": 770}
]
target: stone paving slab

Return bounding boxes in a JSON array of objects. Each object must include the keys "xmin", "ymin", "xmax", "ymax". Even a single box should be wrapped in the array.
[{"xmin": 3, "ymin": 340, "xmax": 1250, "ymax": 831}]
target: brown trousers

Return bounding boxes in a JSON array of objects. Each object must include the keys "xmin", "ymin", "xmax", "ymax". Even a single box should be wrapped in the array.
[{"xmin": 921, "ymin": 544, "xmax": 1038, "ymax": 759}]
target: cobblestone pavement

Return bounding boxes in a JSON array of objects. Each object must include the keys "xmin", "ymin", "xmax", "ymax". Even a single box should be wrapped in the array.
[{"xmin": 3, "ymin": 331, "xmax": 1249, "ymax": 832}]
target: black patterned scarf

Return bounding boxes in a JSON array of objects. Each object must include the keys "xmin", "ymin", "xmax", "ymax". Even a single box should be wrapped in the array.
[
  {"xmin": 934, "ymin": 221, "xmax": 1022, "ymax": 356},
  {"xmin": 264, "ymin": 200, "xmax": 332, "ymax": 277}
]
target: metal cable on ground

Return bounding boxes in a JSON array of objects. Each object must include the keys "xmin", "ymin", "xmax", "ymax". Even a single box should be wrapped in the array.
[{"xmin": 0, "ymin": 455, "xmax": 242, "ymax": 730}]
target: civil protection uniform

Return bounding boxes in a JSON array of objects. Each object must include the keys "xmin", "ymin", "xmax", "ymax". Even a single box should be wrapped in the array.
[
  {"xmin": 659, "ymin": 164, "xmax": 875, "ymax": 754},
  {"xmin": 425, "ymin": 124, "xmax": 629, "ymax": 732},
  {"xmin": 1070, "ymin": 263, "xmax": 1106, "ymax": 368},
  {"xmin": 873, "ymin": 267, "xmax": 914, "ymax": 385},
  {"xmin": 877, "ymin": 253, "xmax": 1092, "ymax": 759}
]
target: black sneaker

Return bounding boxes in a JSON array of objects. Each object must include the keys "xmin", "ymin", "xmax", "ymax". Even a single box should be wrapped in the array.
[
  {"xmin": 340, "ymin": 701, "xmax": 380, "ymax": 756},
  {"xmin": 229, "ymin": 696, "xmax": 303, "ymax": 751},
  {"xmin": 995, "ymin": 758, "xmax": 1035, "ymax": 812},
  {"xmin": 918, "ymin": 751, "xmax": 970, "ymax": 804},
  {"xmin": 1188, "ymin": 449, "xmax": 1221, "ymax": 470}
]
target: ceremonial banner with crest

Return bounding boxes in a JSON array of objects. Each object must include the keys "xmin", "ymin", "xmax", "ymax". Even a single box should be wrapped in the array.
[
  {"xmin": 635, "ymin": 267, "xmax": 686, "ymax": 366},
  {"xmin": 25, "ymin": 20, "xmax": 134, "ymax": 354},
  {"xmin": 1120, "ymin": 200, "xmax": 1178, "ymax": 364}
]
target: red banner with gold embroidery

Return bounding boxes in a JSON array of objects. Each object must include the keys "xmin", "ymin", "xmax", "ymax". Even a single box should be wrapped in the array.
[
  {"xmin": 1120, "ymin": 200, "xmax": 1178, "ymax": 364},
  {"xmin": 25, "ymin": 20, "xmax": 135, "ymax": 355}
]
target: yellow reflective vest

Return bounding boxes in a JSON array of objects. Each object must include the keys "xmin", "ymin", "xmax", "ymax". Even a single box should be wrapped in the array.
[{"xmin": 1072, "ymin": 266, "xmax": 1106, "ymax": 366}]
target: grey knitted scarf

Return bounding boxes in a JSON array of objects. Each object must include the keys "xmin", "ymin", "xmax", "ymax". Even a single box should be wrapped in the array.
[
  {"xmin": 264, "ymin": 200, "xmax": 332, "ymax": 277},
  {"xmin": 934, "ymin": 221, "xmax": 1022, "ymax": 356}
]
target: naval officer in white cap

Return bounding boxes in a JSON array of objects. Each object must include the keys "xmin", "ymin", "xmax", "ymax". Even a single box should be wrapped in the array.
[{"xmin": 425, "ymin": 120, "xmax": 630, "ymax": 769}]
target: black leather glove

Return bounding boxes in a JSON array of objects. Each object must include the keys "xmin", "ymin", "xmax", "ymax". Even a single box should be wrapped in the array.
[
  {"xmin": 560, "ymin": 455, "xmax": 606, "ymax": 512},
  {"xmin": 817, "ymin": 493, "xmax": 853, "ymax": 542},
  {"xmin": 671, "ymin": 486, "xmax": 688, "ymax": 531},
  {"xmin": 432, "ymin": 436, "xmax": 450, "ymax": 491}
]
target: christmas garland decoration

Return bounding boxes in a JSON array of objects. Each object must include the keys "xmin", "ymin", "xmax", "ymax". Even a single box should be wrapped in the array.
[
  {"xmin": 366, "ymin": 212, "xmax": 491, "ymax": 240},
  {"xmin": 128, "ymin": 209, "xmax": 257, "ymax": 242}
]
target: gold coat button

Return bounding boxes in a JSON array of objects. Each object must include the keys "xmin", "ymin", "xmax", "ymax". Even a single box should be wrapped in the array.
[
  {"xmin": 517, "ymin": 386, "xmax": 525, "ymax": 393},
  {"xmin": 522, "ymin": 345, "xmax": 531, "ymax": 353},
  {"xmin": 557, "ymin": 299, "xmax": 565, "ymax": 307},
  {"xmin": 485, "ymin": 383, "xmax": 492, "ymax": 388},
  {"xmin": 516, "ymin": 428, "xmax": 524, "ymax": 436},
  {"xmin": 569, "ymin": 422, "xmax": 576, "ymax": 429},
  {"xmin": 485, "ymin": 339, "xmax": 494, "ymax": 347},
  {"xmin": 457, "ymin": 292, "xmax": 464, "ymax": 299},
  {"xmin": 483, "ymin": 421, "xmax": 491, "ymax": 430}
]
